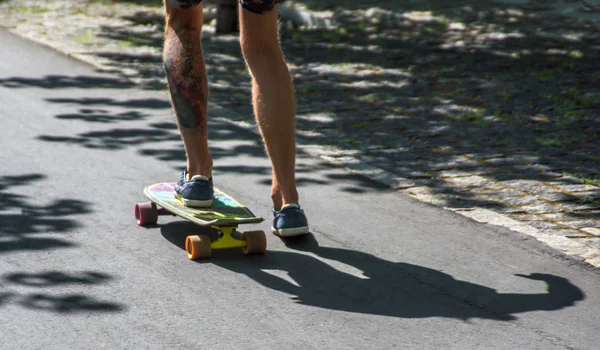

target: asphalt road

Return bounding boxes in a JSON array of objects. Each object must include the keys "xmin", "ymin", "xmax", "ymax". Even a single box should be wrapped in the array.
[{"xmin": 1, "ymin": 28, "xmax": 600, "ymax": 350}]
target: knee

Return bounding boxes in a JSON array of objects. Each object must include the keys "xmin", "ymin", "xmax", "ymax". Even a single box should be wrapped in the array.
[
  {"xmin": 165, "ymin": 0, "xmax": 204, "ymax": 31},
  {"xmin": 166, "ymin": 0, "xmax": 203, "ymax": 10},
  {"xmin": 240, "ymin": 0, "xmax": 277, "ymax": 14},
  {"xmin": 240, "ymin": 35, "xmax": 281, "ymax": 66}
]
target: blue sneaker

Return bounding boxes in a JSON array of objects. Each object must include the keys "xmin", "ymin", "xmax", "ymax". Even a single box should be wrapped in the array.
[
  {"xmin": 272, "ymin": 204, "xmax": 309, "ymax": 237},
  {"xmin": 174, "ymin": 170, "xmax": 214, "ymax": 208}
]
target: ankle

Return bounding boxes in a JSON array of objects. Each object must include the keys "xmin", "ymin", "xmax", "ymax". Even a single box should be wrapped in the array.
[
  {"xmin": 272, "ymin": 191, "xmax": 299, "ymax": 210},
  {"xmin": 187, "ymin": 161, "xmax": 213, "ymax": 179},
  {"xmin": 271, "ymin": 191, "xmax": 283, "ymax": 210}
]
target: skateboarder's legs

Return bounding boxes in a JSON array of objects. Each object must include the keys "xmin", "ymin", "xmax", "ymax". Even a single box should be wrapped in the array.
[{"xmin": 163, "ymin": 1, "xmax": 299, "ymax": 210}]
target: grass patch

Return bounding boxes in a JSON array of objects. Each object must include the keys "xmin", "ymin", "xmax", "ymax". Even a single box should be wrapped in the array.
[
  {"xmin": 536, "ymin": 135, "xmax": 580, "ymax": 148},
  {"xmin": 450, "ymin": 88, "xmax": 467, "ymax": 97},
  {"xmin": 72, "ymin": 31, "xmax": 95, "ymax": 44},
  {"xmin": 356, "ymin": 20, "xmax": 368, "ymax": 30},
  {"xmin": 578, "ymin": 196, "xmax": 599, "ymax": 204},
  {"xmin": 9, "ymin": 5, "xmax": 49, "ymax": 13},
  {"xmin": 568, "ymin": 87, "xmax": 592, "ymax": 108},
  {"xmin": 453, "ymin": 108, "xmax": 485, "ymax": 123},
  {"xmin": 302, "ymin": 83, "xmax": 316, "ymax": 94},
  {"xmin": 563, "ymin": 173, "xmax": 598, "ymax": 185},
  {"xmin": 320, "ymin": 31, "xmax": 342, "ymax": 43},
  {"xmin": 119, "ymin": 40, "xmax": 133, "ymax": 49},
  {"xmin": 532, "ymin": 69, "xmax": 558, "ymax": 81},
  {"xmin": 536, "ymin": 137, "xmax": 566, "ymax": 147},
  {"xmin": 332, "ymin": 138, "xmax": 358, "ymax": 146},
  {"xmin": 353, "ymin": 122, "xmax": 369, "ymax": 129}
]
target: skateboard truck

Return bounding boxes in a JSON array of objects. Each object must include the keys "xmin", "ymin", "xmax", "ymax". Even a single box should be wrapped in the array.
[{"xmin": 185, "ymin": 226, "xmax": 266, "ymax": 260}]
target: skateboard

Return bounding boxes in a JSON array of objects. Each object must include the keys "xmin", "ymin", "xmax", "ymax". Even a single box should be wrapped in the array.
[{"xmin": 135, "ymin": 182, "xmax": 266, "ymax": 260}]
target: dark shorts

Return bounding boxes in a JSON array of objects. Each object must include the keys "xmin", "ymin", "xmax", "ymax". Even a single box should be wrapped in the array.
[{"xmin": 168, "ymin": 0, "xmax": 284, "ymax": 14}]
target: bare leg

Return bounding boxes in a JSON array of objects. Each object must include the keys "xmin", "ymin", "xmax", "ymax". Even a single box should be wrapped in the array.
[
  {"xmin": 163, "ymin": 3, "xmax": 213, "ymax": 178},
  {"xmin": 239, "ymin": 5, "xmax": 299, "ymax": 209}
]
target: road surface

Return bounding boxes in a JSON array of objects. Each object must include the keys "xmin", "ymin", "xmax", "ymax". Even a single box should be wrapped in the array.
[{"xmin": 1, "ymin": 29, "xmax": 599, "ymax": 349}]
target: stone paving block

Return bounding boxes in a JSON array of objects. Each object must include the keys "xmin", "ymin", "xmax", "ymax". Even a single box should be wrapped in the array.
[
  {"xmin": 523, "ymin": 171, "xmax": 564, "ymax": 179},
  {"xmin": 450, "ymin": 158, "xmax": 481, "ymax": 169},
  {"xmin": 477, "ymin": 188, "xmax": 523, "ymax": 197},
  {"xmin": 487, "ymin": 173, "xmax": 521, "ymax": 182},
  {"xmin": 426, "ymin": 161, "xmax": 460, "ymax": 171},
  {"xmin": 435, "ymin": 169, "xmax": 472, "ymax": 178},
  {"xmin": 330, "ymin": 149, "xmax": 362, "ymax": 157},
  {"xmin": 466, "ymin": 167, "xmax": 498, "ymax": 176},
  {"xmin": 450, "ymin": 198, "xmax": 507, "ymax": 211},
  {"xmin": 378, "ymin": 149, "xmax": 422, "ymax": 159},
  {"xmin": 526, "ymin": 220, "xmax": 564, "ymax": 230},
  {"xmin": 549, "ymin": 229, "xmax": 592, "ymax": 238},
  {"xmin": 447, "ymin": 175, "xmax": 496, "ymax": 187},
  {"xmin": 479, "ymin": 181, "xmax": 506, "ymax": 191},
  {"xmin": 518, "ymin": 203, "xmax": 564, "ymax": 214},
  {"xmin": 525, "ymin": 186, "xmax": 567, "ymax": 196},
  {"xmin": 359, "ymin": 154, "xmax": 393, "ymax": 166},
  {"xmin": 463, "ymin": 153, "xmax": 506, "ymax": 160},
  {"xmin": 391, "ymin": 167, "xmax": 430, "ymax": 179},
  {"xmin": 539, "ymin": 212, "xmax": 599, "ymax": 221},
  {"xmin": 559, "ymin": 202, "xmax": 600, "ymax": 211},
  {"xmin": 500, "ymin": 179, "xmax": 546, "ymax": 193},
  {"xmin": 494, "ymin": 206, "xmax": 528, "ymax": 214},
  {"xmin": 550, "ymin": 177, "xmax": 585, "ymax": 185},
  {"xmin": 506, "ymin": 213, "xmax": 542, "ymax": 221},
  {"xmin": 550, "ymin": 184, "xmax": 600, "ymax": 192},
  {"xmin": 536, "ymin": 192, "xmax": 580, "ymax": 202},
  {"xmin": 582, "ymin": 228, "xmax": 600, "ymax": 236},
  {"xmin": 512, "ymin": 155, "xmax": 543, "ymax": 163},
  {"xmin": 499, "ymin": 196, "xmax": 541, "ymax": 207},
  {"xmin": 573, "ymin": 238, "xmax": 600, "ymax": 249},
  {"xmin": 510, "ymin": 168, "xmax": 564, "ymax": 180},
  {"xmin": 574, "ymin": 191, "xmax": 600, "ymax": 201},
  {"xmin": 483, "ymin": 157, "xmax": 524, "ymax": 166},
  {"xmin": 557, "ymin": 220, "xmax": 600, "ymax": 229}
]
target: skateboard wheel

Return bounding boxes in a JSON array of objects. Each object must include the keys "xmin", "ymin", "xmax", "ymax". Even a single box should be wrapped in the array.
[
  {"xmin": 186, "ymin": 235, "xmax": 211, "ymax": 260},
  {"xmin": 135, "ymin": 202, "xmax": 158, "ymax": 226},
  {"xmin": 241, "ymin": 230, "xmax": 267, "ymax": 255}
]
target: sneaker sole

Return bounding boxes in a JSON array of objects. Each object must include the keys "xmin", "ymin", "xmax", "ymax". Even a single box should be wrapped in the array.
[
  {"xmin": 183, "ymin": 198, "xmax": 213, "ymax": 208},
  {"xmin": 271, "ymin": 226, "xmax": 310, "ymax": 237},
  {"xmin": 175, "ymin": 193, "xmax": 213, "ymax": 208}
]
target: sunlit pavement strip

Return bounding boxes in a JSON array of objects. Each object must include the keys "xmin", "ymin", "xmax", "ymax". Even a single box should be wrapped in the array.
[{"xmin": 1, "ymin": 0, "xmax": 599, "ymax": 267}]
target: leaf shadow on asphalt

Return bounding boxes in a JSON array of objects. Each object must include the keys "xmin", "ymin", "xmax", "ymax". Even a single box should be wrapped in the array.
[
  {"xmin": 0, "ymin": 75, "xmax": 139, "ymax": 90},
  {"xmin": 0, "ymin": 73, "xmax": 386, "ymax": 194},
  {"xmin": 0, "ymin": 271, "xmax": 125, "ymax": 313},
  {"xmin": 0, "ymin": 174, "xmax": 87, "ymax": 253},
  {"xmin": 161, "ymin": 227, "xmax": 584, "ymax": 321},
  {"xmin": 0, "ymin": 175, "xmax": 125, "ymax": 313}
]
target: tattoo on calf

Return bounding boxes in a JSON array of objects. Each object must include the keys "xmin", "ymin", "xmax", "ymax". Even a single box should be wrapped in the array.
[{"xmin": 163, "ymin": 27, "xmax": 207, "ymax": 132}]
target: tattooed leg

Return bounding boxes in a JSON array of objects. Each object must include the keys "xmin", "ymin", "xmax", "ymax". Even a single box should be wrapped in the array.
[{"xmin": 163, "ymin": 4, "xmax": 212, "ymax": 178}]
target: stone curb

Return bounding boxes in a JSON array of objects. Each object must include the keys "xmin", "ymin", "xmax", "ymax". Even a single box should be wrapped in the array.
[{"xmin": 4, "ymin": 12, "xmax": 599, "ymax": 269}]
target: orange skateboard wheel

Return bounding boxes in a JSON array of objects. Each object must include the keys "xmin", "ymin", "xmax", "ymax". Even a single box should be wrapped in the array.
[
  {"xmin": 241, "ymin": 230, "xmax": 267, "ymax": 255},
  {"xmin": 186, "ymin": 235, "xmax": 212, "ymax": 260}
]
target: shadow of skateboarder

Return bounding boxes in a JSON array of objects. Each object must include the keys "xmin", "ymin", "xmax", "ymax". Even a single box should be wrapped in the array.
[{"xmin": 162, "ymin": 224, "xmax": 584, "ymax": 321}]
